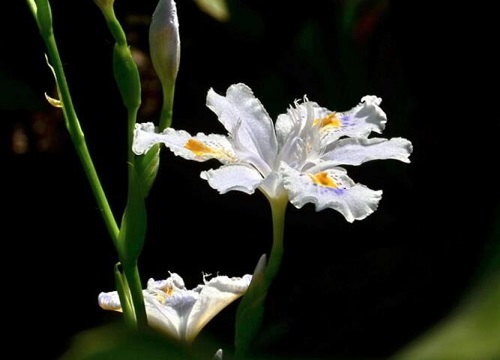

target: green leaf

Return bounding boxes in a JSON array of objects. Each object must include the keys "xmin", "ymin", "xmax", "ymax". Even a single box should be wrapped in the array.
[
  {"xmin": 118, "ymin": 163, "xmax": 147, "ymax": 263},
  {"xmin": 134, "ymin": 144, "xmax": 160, "ymax": 198},
  {"xmin": 112, "ymin": 263, "xmax": 136, "ymax": 327},
  {"xmin": 391, "ymin": 271, "xmax": 500, "ymax": 360},
  {"xmin": 59, "ymin": 323, "xmax": 199, "ymax": 360},
  {"xmin": 234, "ymin": 254, "xmax": 267, "ymax": 357}
]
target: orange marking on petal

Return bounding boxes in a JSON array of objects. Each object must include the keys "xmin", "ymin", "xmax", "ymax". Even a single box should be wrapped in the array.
[
  {"xmin": 164, "ymin": 286, "xmax": 174, "ymax": 296},
  {"xmin": 317, "ymin": 113, "xmax": 341, "ymax": 128},
  {"xmin": 185, "ymin": 138, "xmax": 214, "ymax": 156},
  {"xmin": 310, "ymin": 171, "xmax": 338, "ymax": 188},
  {"xmin": 155, "ymin": 285, "xmax": 175, "ymax": 304}
]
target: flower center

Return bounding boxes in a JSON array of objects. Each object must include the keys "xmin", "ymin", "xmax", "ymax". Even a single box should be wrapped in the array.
[
  {"xmin": 309, "ymin": 171, "xmax": 338, "ymax": 188},
  {"xmin": 154, "ymin": 285, "xmax": 175, "ymax": 304}
]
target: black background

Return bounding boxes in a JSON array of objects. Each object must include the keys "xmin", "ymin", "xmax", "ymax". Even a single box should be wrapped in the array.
[{"xmin": 2, "ymin": 1, "xmax": 498, "ymax": 359}]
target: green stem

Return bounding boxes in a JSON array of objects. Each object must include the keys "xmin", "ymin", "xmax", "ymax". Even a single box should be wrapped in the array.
[
  {"xmin": 123, "ymin": 108, "xmax": 149, "ymax": 329},
  {"xmin": 127, "ymin": 109, "xmax": 138, "ymax": 166},
  {"xmin": 122, "ymin": 261, "xmax": 148, "ymax": 329},
  {"xmin": 43, "ymin": 29, "xmax": 119, "ymax": 246},
  {"xmin": 96, "ymin": 1, "xmax": 148, "ymax": 330},
  {"xmin": 263, "ymin": 195, "xmax": 288, "ymax": 288},
  {"xmin": 102, "ymin": 6, "xmax": 128, "ymax": 47},
  {"xmin": 30, "ymin": 0, "xmax": 147, "ymax": 331},
  {"xmin": 114, "ymin": 263, "xmax": 135, "ymax": 327},
  {"xmin": 159, "ymin": 84, "xmax": 175, "ymax": 130},
  {"xmin": 233, "ymin": 195, "xmax": 288, "ymax": 359}
]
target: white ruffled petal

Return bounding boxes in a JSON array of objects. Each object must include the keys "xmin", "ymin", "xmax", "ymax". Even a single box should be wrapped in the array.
[
  {"xmin": 319, "ymin": 95, "xmax": 387, "ymax": 144},
  {"xmin": 320, "ymin": 137, "xmax": 413, "ymax": 167},
  {"xmin": 163, "ymin": 130, "xmax": 237, "ymax": 164},
  {"xmin": 206, "ymin": 83, "xmax": 278, "ymax": 169},
  {"xmin": 201, "ymin": 164, "xmax": 264, "ymax": 194},
  {"xmin": 185, "ymin": 274, "xmax": 252, "ymax": 342},
  {"xmin": 147, "ymin": 273, "xmax": 186, "ymax": 291},
  {"xmin": 281, "ymin": 163, "xmax": 382, "ymax": 222},
  {"xmin": 134, "ymin": 123, "xmax": 237, "ymax": 164},
  {"xmin": 132, "ymin": 122, "xmax": 166, "ymax": 155},
  {"xmin": 98, "ymin": 291, "xmax": 122, "ymax": 311},
  {"xmin": 143, "ymin": 291, "xmax": 192, "ymax": 339}
]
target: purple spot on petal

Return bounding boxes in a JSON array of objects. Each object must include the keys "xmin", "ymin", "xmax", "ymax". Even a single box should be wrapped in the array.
[{"xmin": 332, "ymin": 188, "xmax": 345, "ymax": 195}]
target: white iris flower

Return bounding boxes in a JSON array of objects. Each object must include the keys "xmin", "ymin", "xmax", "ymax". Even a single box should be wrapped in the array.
[
  {"xmin": 99, "ymin": 272, "xmax": 252, "ymax": 342},
  {"xmin": 133, "ymin": 83, "xmax": 412, "ymax": 222}
]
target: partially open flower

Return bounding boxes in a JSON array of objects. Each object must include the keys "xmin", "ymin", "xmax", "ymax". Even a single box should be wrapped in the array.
[{"xmin": 99, "ymin": 272, "xmax": 252, "ymax": 342}]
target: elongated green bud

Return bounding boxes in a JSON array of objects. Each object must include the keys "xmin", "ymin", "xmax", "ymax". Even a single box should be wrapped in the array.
[
  {"xmin": 113, "ymin": 44, "xmax": 142, "ymax": 111},
  {"xmin": 149, "ymin": 0, "xmax": 180, "ymax": 129}
]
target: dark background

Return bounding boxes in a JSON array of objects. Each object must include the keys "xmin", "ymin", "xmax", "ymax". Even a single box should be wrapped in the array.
[{"xmin": 2, "ymin": 1, "xmax": 498, "ymax": 359}]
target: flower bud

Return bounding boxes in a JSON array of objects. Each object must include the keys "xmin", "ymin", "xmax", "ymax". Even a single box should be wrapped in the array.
[
  {"xmin": 113, "ymin": 44, "xmax": 142, "ymax": 111},
  {"xmin": 149, "ymin": 0, "xmax": 180, "ymax": 129}
]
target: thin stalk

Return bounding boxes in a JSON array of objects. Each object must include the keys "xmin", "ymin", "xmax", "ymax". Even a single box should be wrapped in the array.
[
  {"xmin": 122, "ymin": 261, "xmax": 147, "ymax": 330},
  {"xmin": 233, "ymin": 195, "xmax": 288, "ymax": 359},
  {"xmin": 159, "ymin": 84, "xmax": 175, "ymax": 130},
  {"xmin": 123, "ymin": 108, "xmax": 148, "ymax": 329},
  {"xmin": 263, "ymin": 196, "xmax": 288, "ymax": 287},
  {"xmin": 43, "ymin": 32, "xmax": 119, "ymax": 245},
  {"xmin": 98, "ymin": 3, "xmax": 148, "ymax": 330},
  {"xmin": 114, "ymin": 263, "xmax": 136, "ymax": 327}
]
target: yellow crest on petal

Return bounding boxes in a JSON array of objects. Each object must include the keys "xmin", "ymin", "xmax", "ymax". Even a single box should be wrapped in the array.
[
  {"xmin": 185, "ymin": 138, "xmax": 215, "ymax": 156},
  {"xmin": 310, "ymin": 171, "xmax": 338, "ymax": 188},
  {"xmin": 315, "ymin": 113, "xmax": 341, "ymax": 129}
]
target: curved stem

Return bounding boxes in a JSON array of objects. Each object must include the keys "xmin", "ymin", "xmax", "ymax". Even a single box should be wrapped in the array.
[{"xmin": 44, "ymin": 32, "xmax": 119, "ymax": 245}]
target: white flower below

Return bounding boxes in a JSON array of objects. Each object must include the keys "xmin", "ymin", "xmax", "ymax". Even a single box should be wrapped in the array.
[{"xmin": 98, "ymin": 272, "xmax": 252, "ymax": 342}]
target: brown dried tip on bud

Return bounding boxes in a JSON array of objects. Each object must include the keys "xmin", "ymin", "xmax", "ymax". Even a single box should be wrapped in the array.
[{"xmin": 45, "ymin": 93, "xmax": 62, "ymax": 108}]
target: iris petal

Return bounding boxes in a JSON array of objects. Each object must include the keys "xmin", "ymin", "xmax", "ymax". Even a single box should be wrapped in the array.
[
  {"xmin": 201, "ymin": 164, "xmax": 263, "ymax": 194},
  {"xmin": 281, "ymin": 163, "xmax": 382, "ymax": 222},
  {"xmin": 206, "ymin": 83, "xmax": 278, "ymax": 170},
  {"xmin": 318, "ymin": 137, "xmax": 413, "ymax": 168}
]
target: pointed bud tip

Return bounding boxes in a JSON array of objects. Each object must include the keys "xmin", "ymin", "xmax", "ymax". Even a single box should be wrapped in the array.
[
  {"xmin": 253, "ymin": 254, "xmax": 267, "ymax": 277},
  {"xmin": 213, "ymin": 349, "xmax": 223, "ymax": 360},
  {"xmin": 149, "ymin": 0, "xmax": 181, "ymax": 86}
]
